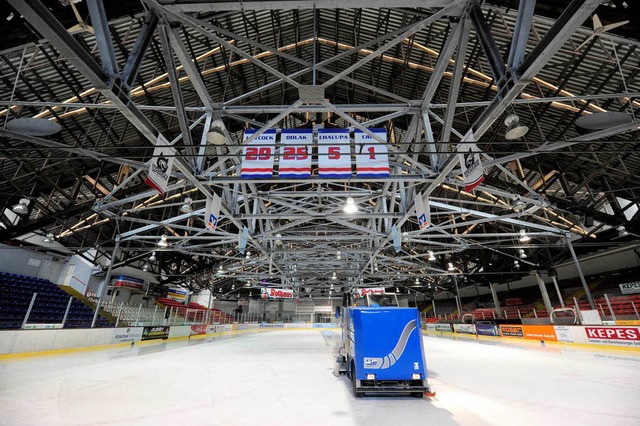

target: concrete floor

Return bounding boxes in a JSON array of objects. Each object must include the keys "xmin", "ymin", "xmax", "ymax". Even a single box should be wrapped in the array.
[{"xmin": 1, "ymin": 330, "xmax": 639, "ymax": 426}]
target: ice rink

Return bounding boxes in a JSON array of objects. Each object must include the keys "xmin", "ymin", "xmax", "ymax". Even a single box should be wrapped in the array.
[{"xmin": 1, "ymin": 330, "xmax": 639, "ymax": 426}]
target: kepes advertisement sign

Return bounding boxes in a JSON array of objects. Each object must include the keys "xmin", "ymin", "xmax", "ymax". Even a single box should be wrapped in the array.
[
  {"xmin": 584, "ymin": 327, "xmax": 640, "ymax": 346},
  {"xmin": 619, "ymin": 281, "xmax": 640, "ymax": 295},
  {"xmin": 141, "ymin": 326, "xmax": 169, "ymax": 341}
]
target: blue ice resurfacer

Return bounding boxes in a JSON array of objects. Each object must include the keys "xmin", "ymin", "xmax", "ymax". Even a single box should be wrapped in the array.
[{"xmin": 336, "ymin": 292, "xmax": 433, "ymax": 398}]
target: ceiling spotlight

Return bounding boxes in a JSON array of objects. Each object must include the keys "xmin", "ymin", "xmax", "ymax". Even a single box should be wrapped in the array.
[
  {"xmin": 514, "ymin": 260, "xmax": 520, "ymax": 269},
  {"xmin": 180, "ymin": 197, "xmax": 193, "ymax": 213},
  {"xmin": 415, "ymin": 277, "xmax": 420, "ymax": 285},
  {"xmin": 427, "ymin": 250, "xmax": 436, "ymax": 261},
  {"xmin": 518, "ymin": 249, "xmax": 527, "ymax": 259},
  {"xmin": 518, "ymin": 229, "xmax": 531, "ymax": 243},
  {"xmin": 206, "ymin": 118, "xmax": 227, "ymax": 145},
  {"xmin": 157, "ymin": 235, "xmax": 168, "ymax": 247},
  {"xmin": 149, "ymin": 251, "xmax": 157, "ymax": 262},
  {"xmin": 343, "ymin": 197, "xmax": 358, "ymax": 214},
  {"xmin": 336, "ymin": 251, "xmax": 341, "ymax": 260},
  {"xmin": 43, "ymin": 233, "xmax": 55, "ymax": 243},
  {"xmin": 142, "ymin": 263, "xmax": 149, "ymax": 272},
  {"xmin": 512, "ymin": 200, "xmax": 526, "ymax": 212},
  {"xmin": 231, "ymin": 284, "xmax": 235, "ymax": 290},
  {"xmin": 332, "ymin": 272, "xmax": 337, "ymax": 280},
  {"xmin": 396, "ymin": 287, "xmax": 400, "ymax": 293},
  {"xmin": 618, "ymin": 226, "xmax": 629, "ymax": 237},
  {"xmin": 245, "ymin": 251, "xmax": 251, "ymax": 259},
  {"xmin": 504, "ymin": 114, "xmax": 529, "ymax": 140},
  {"xmin": 275, "ymin": 233, "xmax": 282, "ymax": 245},
  {"xmin": 12, "ymin": 198, "xmax": 30, "ymax": 215},
  {"xmin": 447, "ymin": 262, "xmax": 455, "ymax": 272}
]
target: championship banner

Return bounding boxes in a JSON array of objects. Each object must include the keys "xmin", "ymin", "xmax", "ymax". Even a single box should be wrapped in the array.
[
  {"xmin": 354, "ymin": 128, "xmax": 389, "ymax": 177},
  {"xmin": 261, "ymin": 288, "xmax": 294, "ymax": 299},
  {"xmin": 205, "ymin": 193, "xmax": 221, "ymax": 232},
  {"xmin": 457, "ymin": 130, "xmax": 484, "ymax": 192},
  {"xmin": 241, "ymin": 129, "xmax": 276, "ymax": 178},
  {"xmin": 415, "ymin": 191, "xmax": 430, "ymax": 229},
  {"xmin": 278, "ymin": 129, "xmax": 312, "ymax": 178},
  {"xmin": 145, "ymin": 134, "xmax": 175, "ymax": 195},
  {"xmin": 317, "ymin": 128, "xmax": 351, "ymax": 178}
]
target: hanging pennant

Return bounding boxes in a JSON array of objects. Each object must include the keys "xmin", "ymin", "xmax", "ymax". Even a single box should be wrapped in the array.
[
  {"xmin": 241, "ymin": 129, "xmax": 276, "ymax": 179},
  {"xmin": 205, "ymin": 193, "xmax": 221, "ymax": 233},
  {"xmin": 278, "ymin": 129, "xmax": 312, "ymax": 178},
  {"xmin": 457, "ymin": 130, "xmax": 484, "ymax": 192},
  {"xmin": 415, "ymin": 191, "xmax": 430, "ymax": 229},
  {"xmin": 317, "ymin": 128, "xmax": 351, "ymax": 178},
  {"xmin": 354, "ymin": 128, "xmax": 389, "ymax": 177},
  {"xmin": 145, "ymin": 133, "xmax": 175, "ymax": 195}
]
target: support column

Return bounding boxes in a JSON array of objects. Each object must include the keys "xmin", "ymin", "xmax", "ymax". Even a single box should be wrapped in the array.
[
  {"xmin": 566, "ymin": 236, "xmax": 595, "ymax": 309},
  {"xmin": 432, "ymin": 298, "xmax": 437, "ymax": 317},
  {"xmin": 490, "ymin": 283, "xmax": 502, "ymax": 316},
  {"xmin": 453, "ymin": 276, "xmax": 462, "ymax": 316},
  {"xmin": 92, "ymin": 235, "xmax": 120, "ymax": 327},
  {"xmin": 534, "ymin": 272, "xmax": 553, "ymax": 315},
  {"xmin": 551, "ymin": 276, "xmax": 565, "ymax": 308}
]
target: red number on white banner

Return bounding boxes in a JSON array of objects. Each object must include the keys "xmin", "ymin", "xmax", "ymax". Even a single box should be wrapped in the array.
[
  {"xmin": 367, "ymin": 146, "xmax": 376, "ymax": 160},
  {"xmin": 283, "ymin": 146, "xmax": 308, "ymax": 160},
  {"xmin": 328, "ymin": 146, "xmax": 341, "ymax": 160},
  {"xmin": 245, "ymin": 147, "xmax": 272, "ymax": 161}
]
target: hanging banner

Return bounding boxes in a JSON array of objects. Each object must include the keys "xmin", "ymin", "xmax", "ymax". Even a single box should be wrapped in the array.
[
  {"xmin": 317, "ymin": 128, "xmax": 351, "ymax": 178},
  {"xmin": 354, "ymin": 128, "xmax": 389, "ymax": 177},
  {"xmin": 415, "ymin": 192, "xmax": 430, "ymax": 229},
  {"xmin": 238, "ymin": 226, "xmax": 249, "ymax": 255},
  {"xmin": 167, "ymin": 288, "xmax": 187, "ymax": 301},
  {"xmin": 278, "ymin": 129, "xmax": 312, "ymax": 178},
  {"xmin": 241, "ymin": 129, "xmax": 276, "ymax": 178},
  {"xmin": 353, "ymin": 288, "xmax": 385, "ymax": 299},
  {"xmin": 457, "ymin": 130, "xmax": 484, "ymax": 192},
  {"xmin": 391, "ymin": 225, "xmax": 401, "ymax": 253},
  {"xmin": 112, "ymin": 275, "xmax": 144, "ymax": 290},
  {"xmin": 145, "ymin": 134, "xmax": 175, "ymax": 195},
  {"xmin": 205, "ymin": 193, "xmax": 221, "ymax": 232},
  {"xmin": 261, "ymin": 288, "xmax": 294, "ymax": 299}
]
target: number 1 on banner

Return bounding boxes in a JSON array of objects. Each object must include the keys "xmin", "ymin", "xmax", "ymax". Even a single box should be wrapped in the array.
[{"xmin": 355, "ymin": 129, "xmax": 389, "ymax": 177}]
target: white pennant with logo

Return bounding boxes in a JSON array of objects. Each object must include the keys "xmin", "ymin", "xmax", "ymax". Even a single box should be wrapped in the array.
[
  {"xmin": 145, "ymin": 134, "xmax": 175, "ymax": 195},
  {"xmin": 457, "ymin": 130, "xmax": 484, "ymax": 192}
]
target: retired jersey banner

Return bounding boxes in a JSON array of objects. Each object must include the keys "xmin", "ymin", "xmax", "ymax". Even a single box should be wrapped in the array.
[
  {"xmin": 205, "ymin": 193, "xmax": 221, "ymax": 232},
  {"xmin": 261, "ymin": 288, "xmax": 294, "ymax": 299},
  {"xmin": 145, "ymin": 134, "xmax": 175, "ymax": 195},
  {"xmin": 241, "ymin": 129, "xmax": 276, "ymax": 178},
  {"xmin": 415, "ymin": 191, "xmax": 430, "ymax": 229},
  {"xmin": 354, "ymin": 128, "xmax": 389, "ymax": 177},
  {"xmin": 278, "ymin": 129, "xmax": 312, "ymax": 178},
  {"xmin": 317, "ymin": 128, "xmax": 351, "ymax": 178},
  {"xmin": 457, "ymin": 130, "xmax": 484, "ymax": 192}
]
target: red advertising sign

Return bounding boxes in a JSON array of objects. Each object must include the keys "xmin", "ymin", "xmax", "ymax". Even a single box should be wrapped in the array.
[
  {"xmin": 261, "ymin": 288, "xmax": 294, "ymax": 299},
  {"xmin": 585, "ymin": 327, "xmax": 640, "ymax": 341}
]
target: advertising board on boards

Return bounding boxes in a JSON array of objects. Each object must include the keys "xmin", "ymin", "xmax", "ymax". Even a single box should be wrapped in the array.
[
  {"xmin": 112, "ymin": 327, "xmax": 143, "ymax": 343},
  {"xmin": 584, "ymin": 327, "xmax": 640, "ymax": 347},
  {"xmin": 453, "ymin": 324, "xmax": 477, "ymax": 334},
  {"xmin": 141, "ymin": 326, "xmax": 169, "ymax": 341},
  {"xmin": 500, "ymin": 325, "xmax": 524, "ymax": 338},
  {"xmin": 476, "ymin": 324, "xmax": 499, "ymax": 336}
]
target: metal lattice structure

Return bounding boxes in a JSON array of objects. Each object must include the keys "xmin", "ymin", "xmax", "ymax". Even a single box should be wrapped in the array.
[{"xmin": 0, "ymin": 0, "xmax": 638, "ymax": 302}]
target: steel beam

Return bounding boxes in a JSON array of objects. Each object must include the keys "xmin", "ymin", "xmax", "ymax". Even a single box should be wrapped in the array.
[
  {"xmin": 468, "ymin": 2, "xmax": 505, "ymax": 87},
  {"xmin": 86, "ymin": 0, "xmax": 120, "ymax": 79},
  {"xmin": 507, "ymin": 0, "xmax": 536, "ymax": 70},
  {"xmin": 122, "ymin": 12, "xmax": 160, "ymax": 89},
  {"xmin": 157, "ymin": 0, "xmax": 458, "ymax": 12}
]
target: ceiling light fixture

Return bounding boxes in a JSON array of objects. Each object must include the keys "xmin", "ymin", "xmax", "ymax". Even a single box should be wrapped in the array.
[
  {"xmin": 142, "ymin": 263, "xmax": 149, "ymax": 272},
  {"xmin": 42, "ymin": 233, "xmax": 54, "ymax": 243},
  {"xmin": 518, "ymin": 249, "xmax": 527, "ymax": 259},
  {"xmin": 157, "ymin": 235, "xmax": 168, "ymax": 247},
  {"xmin": 447, "ymin": 262, "xmax": 455, "ymax": 272},
  {"xmin": 415, "ymin": 277, "xmax": 420, "ymax": 285},
  {"xmin": 504, "ymin": 114, "xmax": 529, "ymax": 140},
  {"xmin": 518, "ymin": 229, "xmax": 531, "ymax": 243},
  {"xmin": 427, "ymin": 250, "xmax": 436, "ymax": 261},
  {"xmin": 512, "ymin": 199, "xmax": 526, "ymax": 212},
  {"xmin": 332, "ymin": 272, "xmax": 337, "ymax": 280},
  {"xmin": 180, "ymin": 197, "xmax": 193, "ymax": 213},
  {"xmin": 12, "ymin": 198, "xmax": 30, "ymax": 215},
  {"xmin": 149, "ymin": 251, "xmax": 156, "ymax": 262},
  {"xmin": 618, "ymin": 226, "xmax": 629, "ymax": 237},
  {"xmin": 343, "ymin": 197, "xmax": 358, "ymax": 214},
  {"xmin": 206, "ymin": 118, "xmax": 227, "ymax": 145},
  {"xmin": 336, "ymin": 251, "xmax": 341, "ymax": 260}
]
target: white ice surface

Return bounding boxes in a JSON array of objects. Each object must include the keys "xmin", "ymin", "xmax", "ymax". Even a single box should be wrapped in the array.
[{"xmin": 0, "ymin": 331, "xmax": 638, "ymax": 426}]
